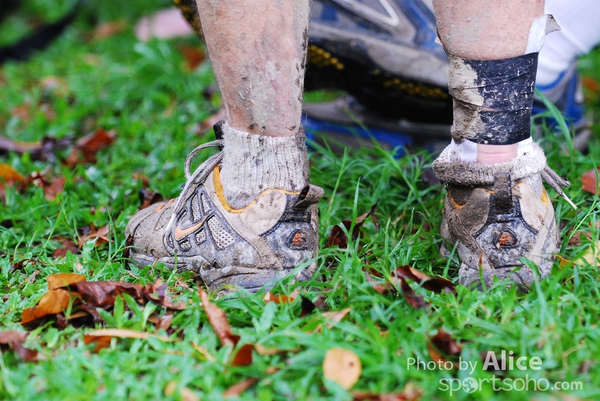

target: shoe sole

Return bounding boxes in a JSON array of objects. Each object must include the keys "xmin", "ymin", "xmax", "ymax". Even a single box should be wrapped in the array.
[{"xmin": 129, "ymin": 251, "xmax": 317, "ymax": 293}]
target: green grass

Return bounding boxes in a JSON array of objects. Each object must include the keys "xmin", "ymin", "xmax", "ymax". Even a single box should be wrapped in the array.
[{"xmin": 1, "ymin": 2, "xmax": 600, "ymax": 400}]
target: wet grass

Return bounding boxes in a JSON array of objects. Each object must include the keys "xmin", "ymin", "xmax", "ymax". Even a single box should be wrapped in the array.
[{"xmin": 1, "ymin": 2, "xmax": 600, "ymax": 400}]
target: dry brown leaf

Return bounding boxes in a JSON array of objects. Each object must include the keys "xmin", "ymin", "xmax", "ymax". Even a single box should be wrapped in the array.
[
  {"xmin": 180, "ymin": 387, "xmax": 199, "ymax": 401},
  {"xmin": 29, "ymin": 171, "xmax": 65, "ymax": 201},
  {"xmin": 21, "ymin": 273, "xmax": 86, "ymax": 325},
  {"xmin": 66, "ymin": 281, "xmax": 145, "ymax": 309},
  {"xmin": 65, "ymin": 129, "xmax": 116, "ymax": 168},
  {"xmin": 145, "ymin": 280, "xmax": 187, "ymax": 310},
  {"xmin": 84, "ymin": 328, "xmax": 177, "ymax": 352},
  {"xmin": 223, "ymin": 378, "xmax": 259, "ymax": 398},
  {"xmin": 300, "ymin": 295, "xmax": 317, "ymax": 317},
  {"xmin": 399, "ymin": 278, "xmax": 428, "ymax": 309},
  {"xmin": 322, "ymin": 307, "xmax": 352, "ymax": 328},
  {"xmin": 199, "ymin": 288, "xmax": 239, "ymax": 347},
  {"xmin": 0, "ymin": 163, "xmax": 26, "ymax": 199},
  {"xmin": 179, "ymin": 44, "xmax": 205, "ymax": 70},
  {"xmin": 392, "ymin": 266, "xmax": 455, "ymax": 295},
  {"xmin": 0, "ymin": 330, "xmax": 42, "ymax": 362},
  {"xmin": 323, "ymin": 348, "xmax": 362, "ymax": 390},
  {"xmin": 0, "ymin": 163, "xmax": 25, "ymax": 184},
  {"xmin": 137, "ymin": 188, "xmax": 164, "ymax": 211},
  {"xmin": 156, "ymin": 313, "xmax": 174, "ymax": 331},
  {"xmin": 78, "ymin": 224, "xmax": 111, "ymax": 248},
  {"xmin": 581, "ymin": 168, "xmax": 600, "ymax": 195},
  {"xmin": 230, "ymin": 343, "xmax": 254, "ymax": 366},
  {"xmin": 53, "ymin": 238, "xmax": 80, "ymax": 258},
  {"xmin": 326, "ymin": 204, "xmax": 378, "ymax": 248},
  {"xmin": 427, "ymin": 327, "xmax": 461, "ymax": 365},
  {"xmin": 263, "ymin": 291, "xmax": 295, "ymax": 304}
]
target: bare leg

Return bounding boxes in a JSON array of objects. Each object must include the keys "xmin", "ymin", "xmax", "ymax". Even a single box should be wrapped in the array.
[
  {"xmin": 433, "ymin": 0, "xmax": 543, "ymax": 60},
  {"xmin": 196, "ymin": 0, "xmax": 311, "ymax": 209},
  {"xmin": 196, "ymin": 0, "xmax": 308, "ymax": 137}
]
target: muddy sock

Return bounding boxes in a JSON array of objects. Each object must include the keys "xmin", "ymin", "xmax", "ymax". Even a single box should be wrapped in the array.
[{"xmin": 219, "ymin": 121, "xmax": 309, "ymax": 209}]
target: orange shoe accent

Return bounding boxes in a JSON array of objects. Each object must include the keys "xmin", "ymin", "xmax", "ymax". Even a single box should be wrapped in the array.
[
  {"xmin": 174, "ymin": 214, "xmax": 211, "ymax": 240},
  {"xmin": 212, "ymin": 165, "xmax": 300, "ymax": 214}
]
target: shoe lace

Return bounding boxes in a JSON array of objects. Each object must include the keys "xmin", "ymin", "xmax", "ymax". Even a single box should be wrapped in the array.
[
  {"xmin": 166, "ymin": 139, "xmax": 224, "ymax": 230},
  {"xmin": 542, "ymin": 166, "xmax": 577, "ymax": 210}
]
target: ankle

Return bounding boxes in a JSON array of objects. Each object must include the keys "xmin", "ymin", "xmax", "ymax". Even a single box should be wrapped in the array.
[{"xmin": 219, "ymin": 121, "xmax": 309, "ymax": 208}]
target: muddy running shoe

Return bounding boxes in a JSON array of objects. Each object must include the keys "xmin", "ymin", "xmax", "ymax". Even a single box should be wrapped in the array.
[
  {"xmin": 125, "ymin": 124, "xmax": 323, "ymax": 292},
  {"xmin": 433, "ymin": 143, "xmax": 574, "ymax": 290}
]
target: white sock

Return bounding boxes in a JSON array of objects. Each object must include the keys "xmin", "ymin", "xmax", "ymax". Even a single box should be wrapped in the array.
[
  {"xmin": 537, "ymin": 0, "xmax": 600, "ymax": 86},
  {"xmin": 219, "ymin": 122, "xmax": 309, "ymax": 209}
]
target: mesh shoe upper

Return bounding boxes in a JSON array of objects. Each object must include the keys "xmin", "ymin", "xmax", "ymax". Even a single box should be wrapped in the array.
[
  {"xmin": 433, "ymin": 143, "xmax": 571, "ymax": 289},
  {"xmin": 126, "ymin": 138, "xmax": 323, "ymax": 292}
]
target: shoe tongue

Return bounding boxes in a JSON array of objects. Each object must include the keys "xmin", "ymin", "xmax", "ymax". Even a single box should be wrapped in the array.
[{"xmin": 493, "ymin": 172, "xmax": 513, "ymax": 213}]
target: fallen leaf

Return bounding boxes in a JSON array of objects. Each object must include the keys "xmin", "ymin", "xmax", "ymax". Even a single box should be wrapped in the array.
[
  {"xmin": 84, "ymin": 328, "xmax": 177, "ymax": 352},
  {"xmin": 326, "ymin": 204, "xmax": 378, "ymax": 248},
  {"xmin": 576, "ymin": 240, "xmax": 600, "ymax": 266},
  {"xmin": 53, "ymin": 238, "xmax": 80, "ymax": 258},
  {"xmin": 321, "ymin": 307, "xmax": 352, "ymax": 330},
  {"xmin": 180, "ymin": 387, "xmax": 199, "ymax": 401},
  {"xmin": 365, "ymin": 271, "xmax": 392, "ymax": 295},
  {"xmin": 131, "ymin": 173, "xmax": 150, "ymax": 187},
  {"xmin": 323, "ymin": 348, "xmax": 362, "ymax": 390},
  {"xmin": 29, "ymin": 170, "xmax": 65, "ymax": 201},
  {"xmin": 399, "ymin": 278, "xmax": 428, "ymax": 309},
  {"xmin": 64, "ymin": 129, "xmax": 116, "ymax": 168},
  {"xmin": 223, "ymin": 378, "xmax": 259, "ymax": 398},
  {"xmin": 145, "ymin": 280, "xmax": 186, "ymax": 310},
  {"xmin": 427, "ymin": 328, "xmax": 461, "ymax": 365},
  {"xmin": 199, "ymin": 288, "xmax": 239, "ymax": 346},
  {"xmin": 66, "ymin": 281, "xmax": 145, "ymax": 309},
  {"xmin": 263, "ymin": 292, "xmax": 295, "ymax": 304},
  {"xmin": 230, "ymin": 343, "xmax": 254, "ymax": 366},
  {"xmin": 0, "ymin": 163, "xmax": 25, "ymax": 187},
  {"xmin": 300, "ymin": 295, "xmax": 316, "ymax": 317},
  {"xmin": 0, "ymin": 135, "xmax": 72, "ymax": 162},
  {"xmin": 582, "ymin": 76, "xmax": 600, "ymax": 96},
  {"xmin": 137, "ymin": 188, "xmax": 164, "ymax": 211},
  {"xmin": 11, "ymin": 104, "xmax": 32, "ymax": 122},
  {"xmin": 254, "ymin": 344, "xmax": 291, "ymax": 356},
  {"xmin": 78, "ymin": 224, "xmax": 111, "ymax": 248},
  {"xmin": 179, "ymin": 44, "xmax": 205, "ymax": 70},
  {"xmin": 21, "ymin": 273, "xmax": 86, "ymax": 325},
  {"xmin": 581, "ymin": 168, "xmax": 600, "ymax": 195},
  {"xmin": 393, "ymin": 266, "xmax": 455, "ymax": 294},
  {"xmin": 0, "ymin": 330, "xmax": 42, "ymax": 362}
]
